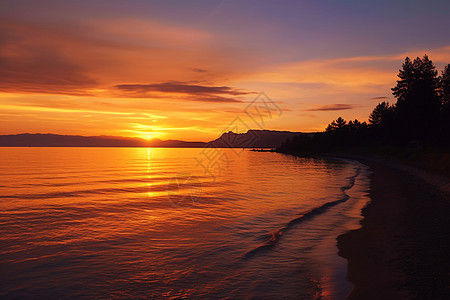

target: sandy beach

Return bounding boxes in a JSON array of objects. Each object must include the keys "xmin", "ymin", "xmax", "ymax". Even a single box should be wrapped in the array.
[{"xmin": 337, "ymin": 159, "xmax": 450, "ymax": 299}]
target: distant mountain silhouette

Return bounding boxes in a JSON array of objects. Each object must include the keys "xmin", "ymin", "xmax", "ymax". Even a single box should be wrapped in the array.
[
  {"xmin": 208, "ymin": 130, "xmax": 309, "ymax": 148},
  {"xmin": 0, "ymin": 130, "xmax": 308, "ymax": 148},
  {"xmin": 0, "ymin": 134, "xmax": 207, "ymax": 147}
]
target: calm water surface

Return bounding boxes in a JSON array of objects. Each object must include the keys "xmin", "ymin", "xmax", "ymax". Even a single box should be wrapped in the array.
[{"xmin": 0, "ymin": 148, "xmax": 370, "ymax": 299}]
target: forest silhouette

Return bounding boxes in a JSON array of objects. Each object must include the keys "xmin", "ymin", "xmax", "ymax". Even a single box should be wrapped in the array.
[{"xmin": 279, "ymin": 55, "xmax": 450, "ymax": 156}]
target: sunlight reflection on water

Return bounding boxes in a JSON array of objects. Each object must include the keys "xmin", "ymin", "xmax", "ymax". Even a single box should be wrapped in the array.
[{"xmin": 0, "ymin": 147, "xmax": 370, "ymax": 299}]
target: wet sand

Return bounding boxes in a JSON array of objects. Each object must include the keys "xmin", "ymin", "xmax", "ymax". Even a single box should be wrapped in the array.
[{"xmin": 337, "ymin": 160, "xmax": 450, "ymax": 299}]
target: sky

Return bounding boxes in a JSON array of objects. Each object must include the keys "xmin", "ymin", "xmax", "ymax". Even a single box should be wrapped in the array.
[{"xmin": 1, "ymin": 0, "xmax": 450, "ymax": 141}]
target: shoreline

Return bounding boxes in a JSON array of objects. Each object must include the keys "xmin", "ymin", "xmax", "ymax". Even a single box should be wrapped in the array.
[{"xmin": 335, "ymin": 157, "xmax": 450, "ymax": 299}]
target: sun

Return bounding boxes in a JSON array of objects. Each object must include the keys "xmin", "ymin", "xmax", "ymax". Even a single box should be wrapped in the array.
[{"xmin": 130, "ymin": 129, "xmax": 164, "ymax": 141}]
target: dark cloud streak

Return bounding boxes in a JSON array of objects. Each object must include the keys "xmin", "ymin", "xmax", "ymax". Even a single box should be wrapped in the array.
[
  {"xmin": 115, "ymin": 82, "xmax": 248, "ymax": 95},
  {"xmin": 305, "ymin": 104, "xmax": 356, "ymax": 111},
  {"xmin": 191, "ymin": 68, "xmax": 207, "ymax": 73},
  {"xmin": 114, "ymin": 81, "xmax": 250, "ymax": 103}
]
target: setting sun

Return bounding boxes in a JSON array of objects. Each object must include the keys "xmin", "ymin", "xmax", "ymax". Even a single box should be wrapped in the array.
[{"xmin": 143, "ymin": 134, "xmax": 153, "ymax": 140}]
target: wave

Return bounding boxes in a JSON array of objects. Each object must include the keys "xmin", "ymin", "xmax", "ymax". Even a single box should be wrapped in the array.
[
  {"xmin": 243, "ymin": 162, "xmax": 361, "ymax": 259},
  {"xmin": 0, "ymin": 184, "xmax": 172, "ymax": 200},
  {"xmin": 0, "ymin": 175, "xmax": 216, "ymax": 201}
]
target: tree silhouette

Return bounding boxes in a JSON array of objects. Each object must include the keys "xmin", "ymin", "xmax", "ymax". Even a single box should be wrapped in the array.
[
  {"xmin": 392, "ymin": 57, "xmax": 414, "ymax": 103},
  {"xmin": 326, "ymin": 117, "xmax": 347, "ymax": 131},
  {"xmin": 392, "ymin": 55, "xmax": 440, "ymax": 142},
  {"xmin": 441, "ymin": 64, "xmax": 450, "ymax": 106},
  {"xmin": 440, "ymin": 64, "xmax": 450, "ymax": 138},
  {"xmin": 348, "ymin": 119, "xmax": 368, "ymax": 132},
  {"xmin": 369, "ymin": 102, "xmax": 393, "ymax": 126},
  {"xmin": 278, "ymin": 55, "xmax": 449, "ymax": 155}
]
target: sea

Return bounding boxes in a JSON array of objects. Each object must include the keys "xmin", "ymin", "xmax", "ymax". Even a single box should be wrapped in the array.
[{"xmin": 0, "ymin": 147, "xmax": 371, "ymax": 299}]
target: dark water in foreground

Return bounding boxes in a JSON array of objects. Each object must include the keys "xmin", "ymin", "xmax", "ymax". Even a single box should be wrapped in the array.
[{"xmin": 0, "ymin": 148, "xmax": 370, "ymax": 299}]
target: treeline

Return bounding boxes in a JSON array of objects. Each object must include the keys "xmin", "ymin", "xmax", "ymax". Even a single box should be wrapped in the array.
[{"xmin": 279, "ymin": 55, "xmax": 450, "ymax": 154}]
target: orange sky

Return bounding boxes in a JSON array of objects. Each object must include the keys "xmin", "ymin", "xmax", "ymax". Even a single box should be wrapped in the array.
[{"xmin": 1, "ymin": 1, "xmax": 450, "ymax": 141}]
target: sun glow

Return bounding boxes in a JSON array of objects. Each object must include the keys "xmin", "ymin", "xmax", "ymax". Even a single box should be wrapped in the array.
[{"xmin": 136, "ymin": 131, "xmax": 166, "ymax": 141}]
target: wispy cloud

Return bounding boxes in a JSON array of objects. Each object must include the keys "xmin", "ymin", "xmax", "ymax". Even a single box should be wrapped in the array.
[
  {"xmin": 0, "ymin": 21, "xmax": 97, "ymax": 95},
  {"xmin": 191, "ymin": 68, "xmax": 207, "ymax": 73},
  {"xmin": 0, "ymin": 18, "xmax": 262, "ymax": 99},
  {"xmin": 114, "ymin": 81, "xmax": 251, "ymax": 102},
  {"xmin": 114, "ymin": 81, "xmax": 248, "ymax": 95},
  {"xmin": 305, "ymin": 104, "xmax": 356, "ymax": 111}
]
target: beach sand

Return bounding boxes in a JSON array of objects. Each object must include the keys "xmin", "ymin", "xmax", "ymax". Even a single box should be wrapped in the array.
[{"xmin": 337, "ymin": 160, "xmax": 450, "ymax": 299}]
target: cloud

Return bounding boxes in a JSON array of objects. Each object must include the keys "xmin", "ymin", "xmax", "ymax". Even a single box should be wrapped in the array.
[
  {"xmin": 86, "ymin": 18, "xmax": 212, "ymax": 48},
  {"xmin": 191, "ymin": 68, "xmax": 207, "ymax": 73},
  {"xmin": 114, "ymin": 81, "xmax": 250, "ymax": 102},
  {"xmin": 305, "ymin": 104, "xmax": 356, "ymax": 111},
  {"xmin": 242, "ymin": 45, "xmax": 450, "ymax": 95},
  {"xmin": 0, "ymin": 48, "xmax": 97, "ymax": 95},
  {"xmin": 0, "ymin": 19, "xmax": 260, "ymax": 98},
  {"xmin": 0, "ymin": 21, "xmax": 97, "ymax": 95},
  {"xmin": 370, "ymin": 96, "xmax": 388, "ymax": 100},
  {"xmin": 115, "ymin": 81, "xmax": 248, "ymax": 95},
  {"xmin": 190, "ymin": 95, "xmax": 242, "ymax": 103}
]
